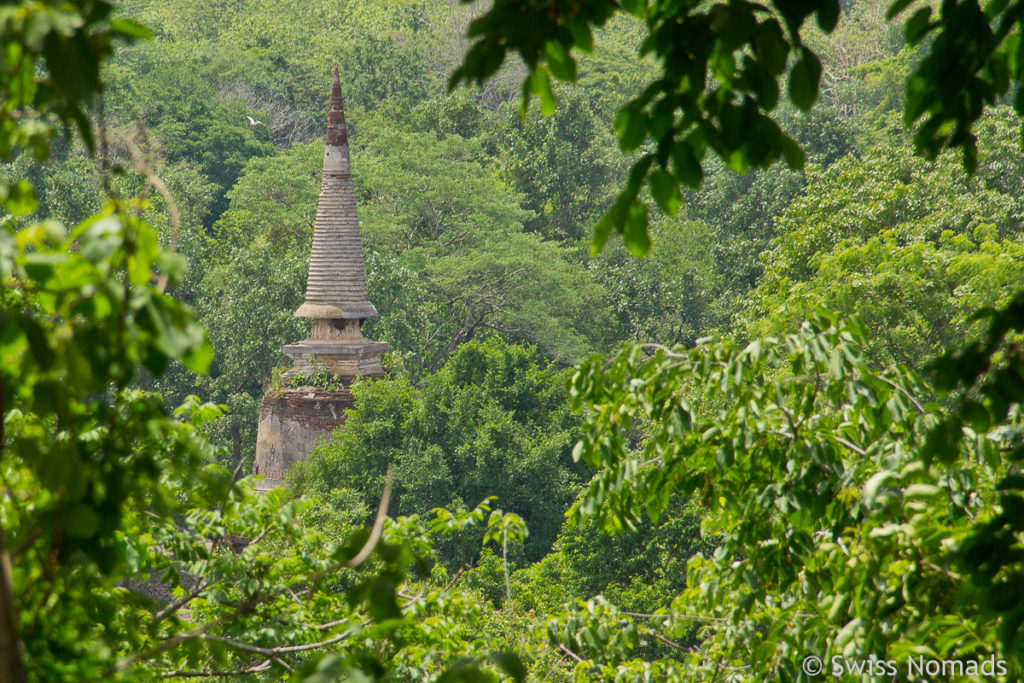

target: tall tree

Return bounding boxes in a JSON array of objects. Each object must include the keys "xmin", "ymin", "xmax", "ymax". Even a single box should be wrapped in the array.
[{"xmin": 741, "ymin": 109, "xmax": 1024, "ymax": 369}]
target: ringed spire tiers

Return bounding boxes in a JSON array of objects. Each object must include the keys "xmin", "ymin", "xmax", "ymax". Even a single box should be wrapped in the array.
[
  {"xmin": 280, "ymin": 68, "xmax": 387, "ymax": 380},
  {"xmin": 294, "ymin": 67, "xmax": 377, "ymax": 321}
]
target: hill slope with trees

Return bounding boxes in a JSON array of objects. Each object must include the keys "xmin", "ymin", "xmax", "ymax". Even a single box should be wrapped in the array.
[{"xmin": 4, "ymin": 0, "xmax": 1024, "ymax": 680}]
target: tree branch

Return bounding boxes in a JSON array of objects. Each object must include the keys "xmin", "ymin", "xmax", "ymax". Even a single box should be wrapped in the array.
[
  {"xmin": 879, "ymin": 375, "xmax": 926, "ymax": 415},
  {"xmin": 199, "ymin": 630, "xmax": 349, "ymax": 656},
  {"xmin": 343, "ymin": 466, "xmax": 393, "ymax": 569},
  {"xmin": 157, "ymin": 660, "xmax": 272, "ymax": 678},
  {"xmin": 834, "ymin": 437, "xmax": 867, "ymax": 457},
  {"xmin": 558, "ymin": 645, "xmax": 584, "ymax": 664}
]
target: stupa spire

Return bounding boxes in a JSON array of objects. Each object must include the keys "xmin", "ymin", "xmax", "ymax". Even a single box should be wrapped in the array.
[
  {"xmin": 279, "ymin": 69, "xmax": 387, "ymax": 379},
  {"xmin": 294, "ymin": 67, "xmax": 377, "ymax": 321},
  {"xmin": 252, "ymin": 69, "xmax": 388, "ymax": 492}
]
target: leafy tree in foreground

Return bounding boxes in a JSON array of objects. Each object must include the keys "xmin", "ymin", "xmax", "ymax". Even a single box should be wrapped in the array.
[
  {"xmin": 553, "ymin": 307, "xmax": 1024, "ymax": 680},
  {"xmin": 0, "ymin": 125, "xmax": 527, "ymax": 683},
  {"xmin": 452, "ymin": 0, "xmax": 1024, "ymax": 255}
]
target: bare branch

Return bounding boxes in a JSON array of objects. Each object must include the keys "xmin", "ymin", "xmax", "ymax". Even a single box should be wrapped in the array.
[
  {"xmin": 639, "ymin": 343, "xmax": 688, "ymax": 359},
  {"xmin": 343, "ymin": 466, "xmax": 394, "ymax": 569},
  {"xmin": 115, "ymin": 124, "xmax": 181, "ymax": 293},
  {"xmin": 879, "ymin": 375, "xmax": 926, "ymax": 415},
  {"xmin": 157, "ymin": 660, "xmax": 272, "ymax": 678},
  {"xmin": 834, "ymin": 437, "xmax": 867, "ymax": 457},
  {"xmin": 151, "ymin": 578, "xmax": 211, "ymax": 625},
  {"xmin": 645, "ymin": 630, "xmax": 692, "ymax": 653},
  {"xmin": 95, "ymin": 623, "xmax": 213, "ymax": 681},
  {"xmin": 199, "ymin": 630, "xmax": 348, "ymax": 656},
  {"xmin": 271, "ymin": 656, "xmax": 295, "ymax": 673},
  {"xmin": 558, "ymin": 645, "xmax": 585, "ymax": 664}
]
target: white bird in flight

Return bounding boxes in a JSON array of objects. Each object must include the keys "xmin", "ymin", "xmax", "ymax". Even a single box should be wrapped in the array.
[{"xmin": 246, "ymin": 116, "xmax": 264, "ymax": 126}]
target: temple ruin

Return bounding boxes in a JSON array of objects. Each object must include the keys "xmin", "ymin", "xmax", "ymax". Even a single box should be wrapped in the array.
[{"xmin": 252, "ymin": 69, "xmax": 387, "ymax": 491}]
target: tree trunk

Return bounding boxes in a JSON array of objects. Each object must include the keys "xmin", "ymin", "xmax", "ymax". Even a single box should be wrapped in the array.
[{"xmin": 0, "ymin": 527, "xmax": 27, "ymax": 683}]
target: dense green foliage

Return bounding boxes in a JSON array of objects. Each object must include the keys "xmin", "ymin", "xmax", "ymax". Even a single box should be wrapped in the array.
[
  {"xmin": 0, "ymin": 3, "xmax": 528, "ymax": 682},
  {"xmin": 297, "ymin": 339, "xmax": 587, "ymax": 563},
  {"xmin": 558, "ymin": 311, "xmax": 1024, "ymax": 679},
  {"xmin": 7, "ymin": 0, "xmax": 1024, "ymax": 680},
  {"xmin": 741, "ymin": 111, "xmax": 1024, "ymax": 369}
]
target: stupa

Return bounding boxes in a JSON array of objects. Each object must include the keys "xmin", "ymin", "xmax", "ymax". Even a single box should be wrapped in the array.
[{"xmin": 253, "ymin": 69, "xmax": 387, "ymax": 491}]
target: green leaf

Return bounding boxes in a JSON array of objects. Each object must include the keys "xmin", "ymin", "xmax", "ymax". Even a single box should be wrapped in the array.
[
  {"xmin": 24, "ymin": 10, "xmax": 54, "ymax": 50},
  {"xmin": 903, "ymin": 484, "xmax": 944, "ymax": 502},
  {"xmin": 156, "ymin": 251, "xmax": 187, "ymax": 284},
  {"xmin": 621, "ymin": 0, "xmax": 647, "ymax": 18},
  {"xmin": 921, "ymin": 418, "xmax": 963, "ymax": 466},
  {"xmin": 816, "ymin": 0, "xmax": 841, "ymax": 32},
  {"xmin": 887, "ymin": 0, "xmax": 916, "ymax": 20},
  {"xmin": 489, "ymin": 651, "xmax": 527, "ymax": 682},
  {"xmin": 591, "ymin": 205, "xmax": 620, "ymax": 255},
  {"xmin": 61, "ymin": 503, "xmax": 101, "ymax": 538},
  {"xmin": 623, "ymin": 200, "xmax": 650, "ymax": 257},
  {"xmin": 864, "ymin": 470, "xmax": 899, "ymax": 505},
  {"xmin": 182, "ymin": 339, "xmax": 214, "ymax": 374},
  {"xmin": 905, "ymin": 6, "xmax": 933, "ymax": 44},
  {"xmin": 615, "ymin": 106, "xmax": 650, "ymax": 151},
  {"xmin": 7, "ymin": 179, "xmax": 38, "ymax": 216},
  {"xmin": 22, "ymin": 253, "xmax": 65, "ymax": 284},
  {"xmin": 0, "ymin": 316, "xmax": 27, "ymax": 364},
  {"xmin": 961, "ymin": 400, "xmax": 991, "ymax": 431},
  {"xmin": 436, "ymin": 658, "xmax": 493, "ymax": 683},
  {"xmin": 566, "ymin": 19, "xmax": 593, "ymax": 52},
  {"xmin": 648, "ymin": 169, "xmax": 681, "ymax": 216},
  {"xmin": 292, "ymin": 655, "xmax": 370, "ymax": 683},
  {"xmin": 544, "ymin": 40, "xmax": 576, "ymax": 82},
  {"xmin": 536, "ymin": 71, "xmax": 557, "ymax": 116},
  {"xmin": 21, "ymin": 317, "xmax": 55, "ymax": 369},
  {"xmin": 109, "ymin": 18, "xmax": 153, "ymax": 39},
  {"xmin": 724, "ymin": 148, "xmax": 749, "ymax": 174},
  {"xmin": 626, "ymin": 154, "xmax": 654, "ymax": 197},
  {"xmin": 671, "ymin": 140, "xmax": 704, "ymax": 188},
  {"xmin": 788, "ymin": 48, "xmax": 821, "ymax": 110},
  {"xmin": 754, "ymin": 20, "xmax": 788, "ymax": 76},
  {"xmin": 525, "ymin": 67, "xmax": 557, "ymax": 116},
  {"xmin": 780, "ymin": 135, "xmax": 805, "ymax": 170}
]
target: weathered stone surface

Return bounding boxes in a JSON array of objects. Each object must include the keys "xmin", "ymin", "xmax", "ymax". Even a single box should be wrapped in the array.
[
  {"xmin": 281, "ymin": 340, "xmax": 388, "ymax": 379},
  {"xmin": 281, "ymin": 318, "xmax": 387, "ymax": 379},
  {"xmin": 253, "ymin": 387, "xmax": 355, "ymax": 491}
]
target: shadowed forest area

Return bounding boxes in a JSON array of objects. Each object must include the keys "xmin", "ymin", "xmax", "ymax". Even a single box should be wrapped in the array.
[{"xmin": 5, "ymin": 0, "xmax": 1024, "ymax": 680}]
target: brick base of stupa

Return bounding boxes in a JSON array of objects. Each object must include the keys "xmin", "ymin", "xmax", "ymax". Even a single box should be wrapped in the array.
[{"xmin": 252, "ymin": 386, "xmax": 356, "ymax": 491}]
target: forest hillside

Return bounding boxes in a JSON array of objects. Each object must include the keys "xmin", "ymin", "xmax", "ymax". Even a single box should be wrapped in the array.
[{"xmin": 4, "ymin": 0, "xmax": 1024, "ymax": 680}]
